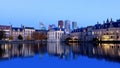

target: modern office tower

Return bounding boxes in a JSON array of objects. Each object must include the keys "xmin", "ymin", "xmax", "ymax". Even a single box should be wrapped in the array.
[
  {"xmin": 65, "ymin": 20, "xmax": 70, "ymax": 34},
  {"xmin": 72, "ymin": 21, "xmax": 77, "ymax": 30},
  {"xmin": 58, "ymin": 20, "xmax": 64, "ymax": 28}
]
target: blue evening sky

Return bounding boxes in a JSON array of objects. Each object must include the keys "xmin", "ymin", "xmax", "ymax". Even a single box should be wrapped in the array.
[{"xmin": 0, "ymin": 0, "xmax": 120, "ymax": 29}]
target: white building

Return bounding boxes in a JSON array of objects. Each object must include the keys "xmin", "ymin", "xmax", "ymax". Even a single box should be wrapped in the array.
[
  {"xmin": 65, "ymin": 20, "xmax": 70, "ymax": 34},
  {"xmin": 47, "ymin": 27, "xmax": 65, "ymax": 42},
  {"xmin": 24, "ymin": 27, "xmax": 35, "ymax": 40}
]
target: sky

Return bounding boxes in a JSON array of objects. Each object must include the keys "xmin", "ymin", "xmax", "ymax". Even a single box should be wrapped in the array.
[{"xmin": 0, "ymin": 0, "xmax": 120, "ymax": 29}]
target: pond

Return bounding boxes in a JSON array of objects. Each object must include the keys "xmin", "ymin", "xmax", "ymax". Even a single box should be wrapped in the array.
[{"xmin": 0, "ymin": 42, "xmax": 120, "ymax": 68}]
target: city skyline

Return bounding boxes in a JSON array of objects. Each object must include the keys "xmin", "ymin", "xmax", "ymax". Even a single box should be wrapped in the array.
[
  {"xmin": 0, "ymin": 0, "xmax": 120, "ymax": 29},
  {"xmin": 1, "ymin": 0, "xmax": 120, "ymax": 68}
]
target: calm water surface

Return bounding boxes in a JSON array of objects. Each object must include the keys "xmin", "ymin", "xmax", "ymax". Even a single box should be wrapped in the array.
[{"xmin": 0, "ymin": 42, "xmax": 120, "ymax": 68}]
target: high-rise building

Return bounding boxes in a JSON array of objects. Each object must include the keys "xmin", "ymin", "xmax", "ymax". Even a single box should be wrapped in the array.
[
  {"xmin": 72, "ymin": 21, "xmax": 77, "ymax": 30},
  {"xmin": 65, "ymin": 20, "xmax": 70, "ymax": 34},
  {"xmin": 58, "ymin": 20, "xmax": 64, "ymax": 28}
]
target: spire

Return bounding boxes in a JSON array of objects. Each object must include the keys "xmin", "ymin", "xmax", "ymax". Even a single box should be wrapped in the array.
[
  {"xmin": 106, "ymin": 18, "xmax": 109, "ymax": 23},
  {"xmin": 110, "ymin": 18, "xmax": 113, "ymax": 23},
  {"xmin": 110, "ymin": 18, "xmax": 113, "ymax": 28}
]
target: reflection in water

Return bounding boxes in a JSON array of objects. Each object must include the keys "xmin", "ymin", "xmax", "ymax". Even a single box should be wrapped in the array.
[
  {"xmin": 71, "ymin": 43, "xmax": 120, "ymax": 63},
  {"xmin": 0, "ymin": 43, "xmax": 47, "ymax": 60},
  {"xmin": 47, "ymin": 42, "xmax": 71, "ymax": 59},
  {"xmin": 0, "ymin": 42, "xmax": 120, "ymax": 63}
]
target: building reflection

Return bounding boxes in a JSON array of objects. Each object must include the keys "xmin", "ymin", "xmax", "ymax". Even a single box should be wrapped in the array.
[
  {"xmin": 70, "ymin": 43, "xmax": 120, "ymax": 62},
  {"xmin": 0, "ymin": 42, "xmax": 120, "ymax": 63},
  {"xmin": 0, "ymin": 43, "xmax": 47, "ymax": 60},
  {"xmin": 47, "ymin": 42, "xmax": 71, "ymax": 59}
]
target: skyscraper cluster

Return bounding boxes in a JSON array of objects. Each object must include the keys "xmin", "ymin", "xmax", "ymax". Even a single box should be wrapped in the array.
[{"xmin": 60, "ymin": 20, "xmax": 78, "ymax": 34}]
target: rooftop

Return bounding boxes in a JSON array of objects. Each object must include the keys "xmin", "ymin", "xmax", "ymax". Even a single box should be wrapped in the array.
[
  {"xmin": 12, "ymin": 27, "xmax": 23, "ymax": 32},
  {"xmin": 25, "ymin": 27, "xmax": 34, "ymax": 29}
]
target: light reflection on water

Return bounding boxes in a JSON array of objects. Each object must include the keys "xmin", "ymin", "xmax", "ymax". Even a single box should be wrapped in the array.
[{"xmin": 0, "ymin": 42, "xmax": 120, "ymax": 63}]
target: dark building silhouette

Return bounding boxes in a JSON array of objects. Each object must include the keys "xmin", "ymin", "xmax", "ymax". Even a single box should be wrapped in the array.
[{"xmin": 58, "ymin": 20, "xmax": 64, "ymax": 28}]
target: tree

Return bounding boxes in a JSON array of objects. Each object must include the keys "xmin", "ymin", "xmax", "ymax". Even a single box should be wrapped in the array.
[
  {"xmin": 9, "ymin": 35, "xmax": 13, "ymax": 40},
  {"xmin": 65, "ymin": 37, "xmax": 72, "ymax": 42},
  {"xmin": 0, "ymin": 31, "xmax": 5, "ymax": 40},
  {"xmin": 92, "ymin": 38, "xmax": 99, "ymax": 42},
  {"xmin": 26, "ymin": 36, "xmax": 31, "ymax": 40},
  {"xmin": 18, "ymin": 35, "xmax": 23, "ymax": 40}
]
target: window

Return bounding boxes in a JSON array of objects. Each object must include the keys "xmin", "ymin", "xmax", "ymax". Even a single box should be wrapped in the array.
[
  {"xmin": 92, "ymin": 32, "xmax": 94, "ymax": 35},
  {"xmin": 106, "ymin": 33, "xmax": 108, "ymax": 35},
  {"xmin": 111, "ymin": 36, "xmax": 113, "ymax": 39}
]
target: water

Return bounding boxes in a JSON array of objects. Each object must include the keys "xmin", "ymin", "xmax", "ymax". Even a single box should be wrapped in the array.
[{"xmin": 0, "ymin": 42, "xmax": 120, "ymax": 68}]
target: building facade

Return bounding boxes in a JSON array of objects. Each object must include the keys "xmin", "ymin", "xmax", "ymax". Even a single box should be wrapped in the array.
[
  {"xmin": 72, "ymin": 21, "xmax": 77, "ymax": 30},
  {"xmin": 47, "ymin": 27, "xmax": 65, "ymax": 42},
  {"xmin": 0, "ymin": 25, "xmax": 11, "ymax": 40},
  {"xmin": 24, "ymin": 27, "xmax": 35, "ymax": 40},
  {"xmin": 65, "ymin": 20, "xmax": 70, "ymax": 34},
  {"xmin": 33, "ymin": 29, "xmax": 48, "ymax": 40},
  {"xmin": 71, "ymin": 19, "xmax": 120, "ymax": 41},
  {"xmin": 12, "ymin": 27, "xmax": 24, "ymax": 40},
  {"xmin": 58, "ymin": 20, "xmax": 64, "ymax": 28}
]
